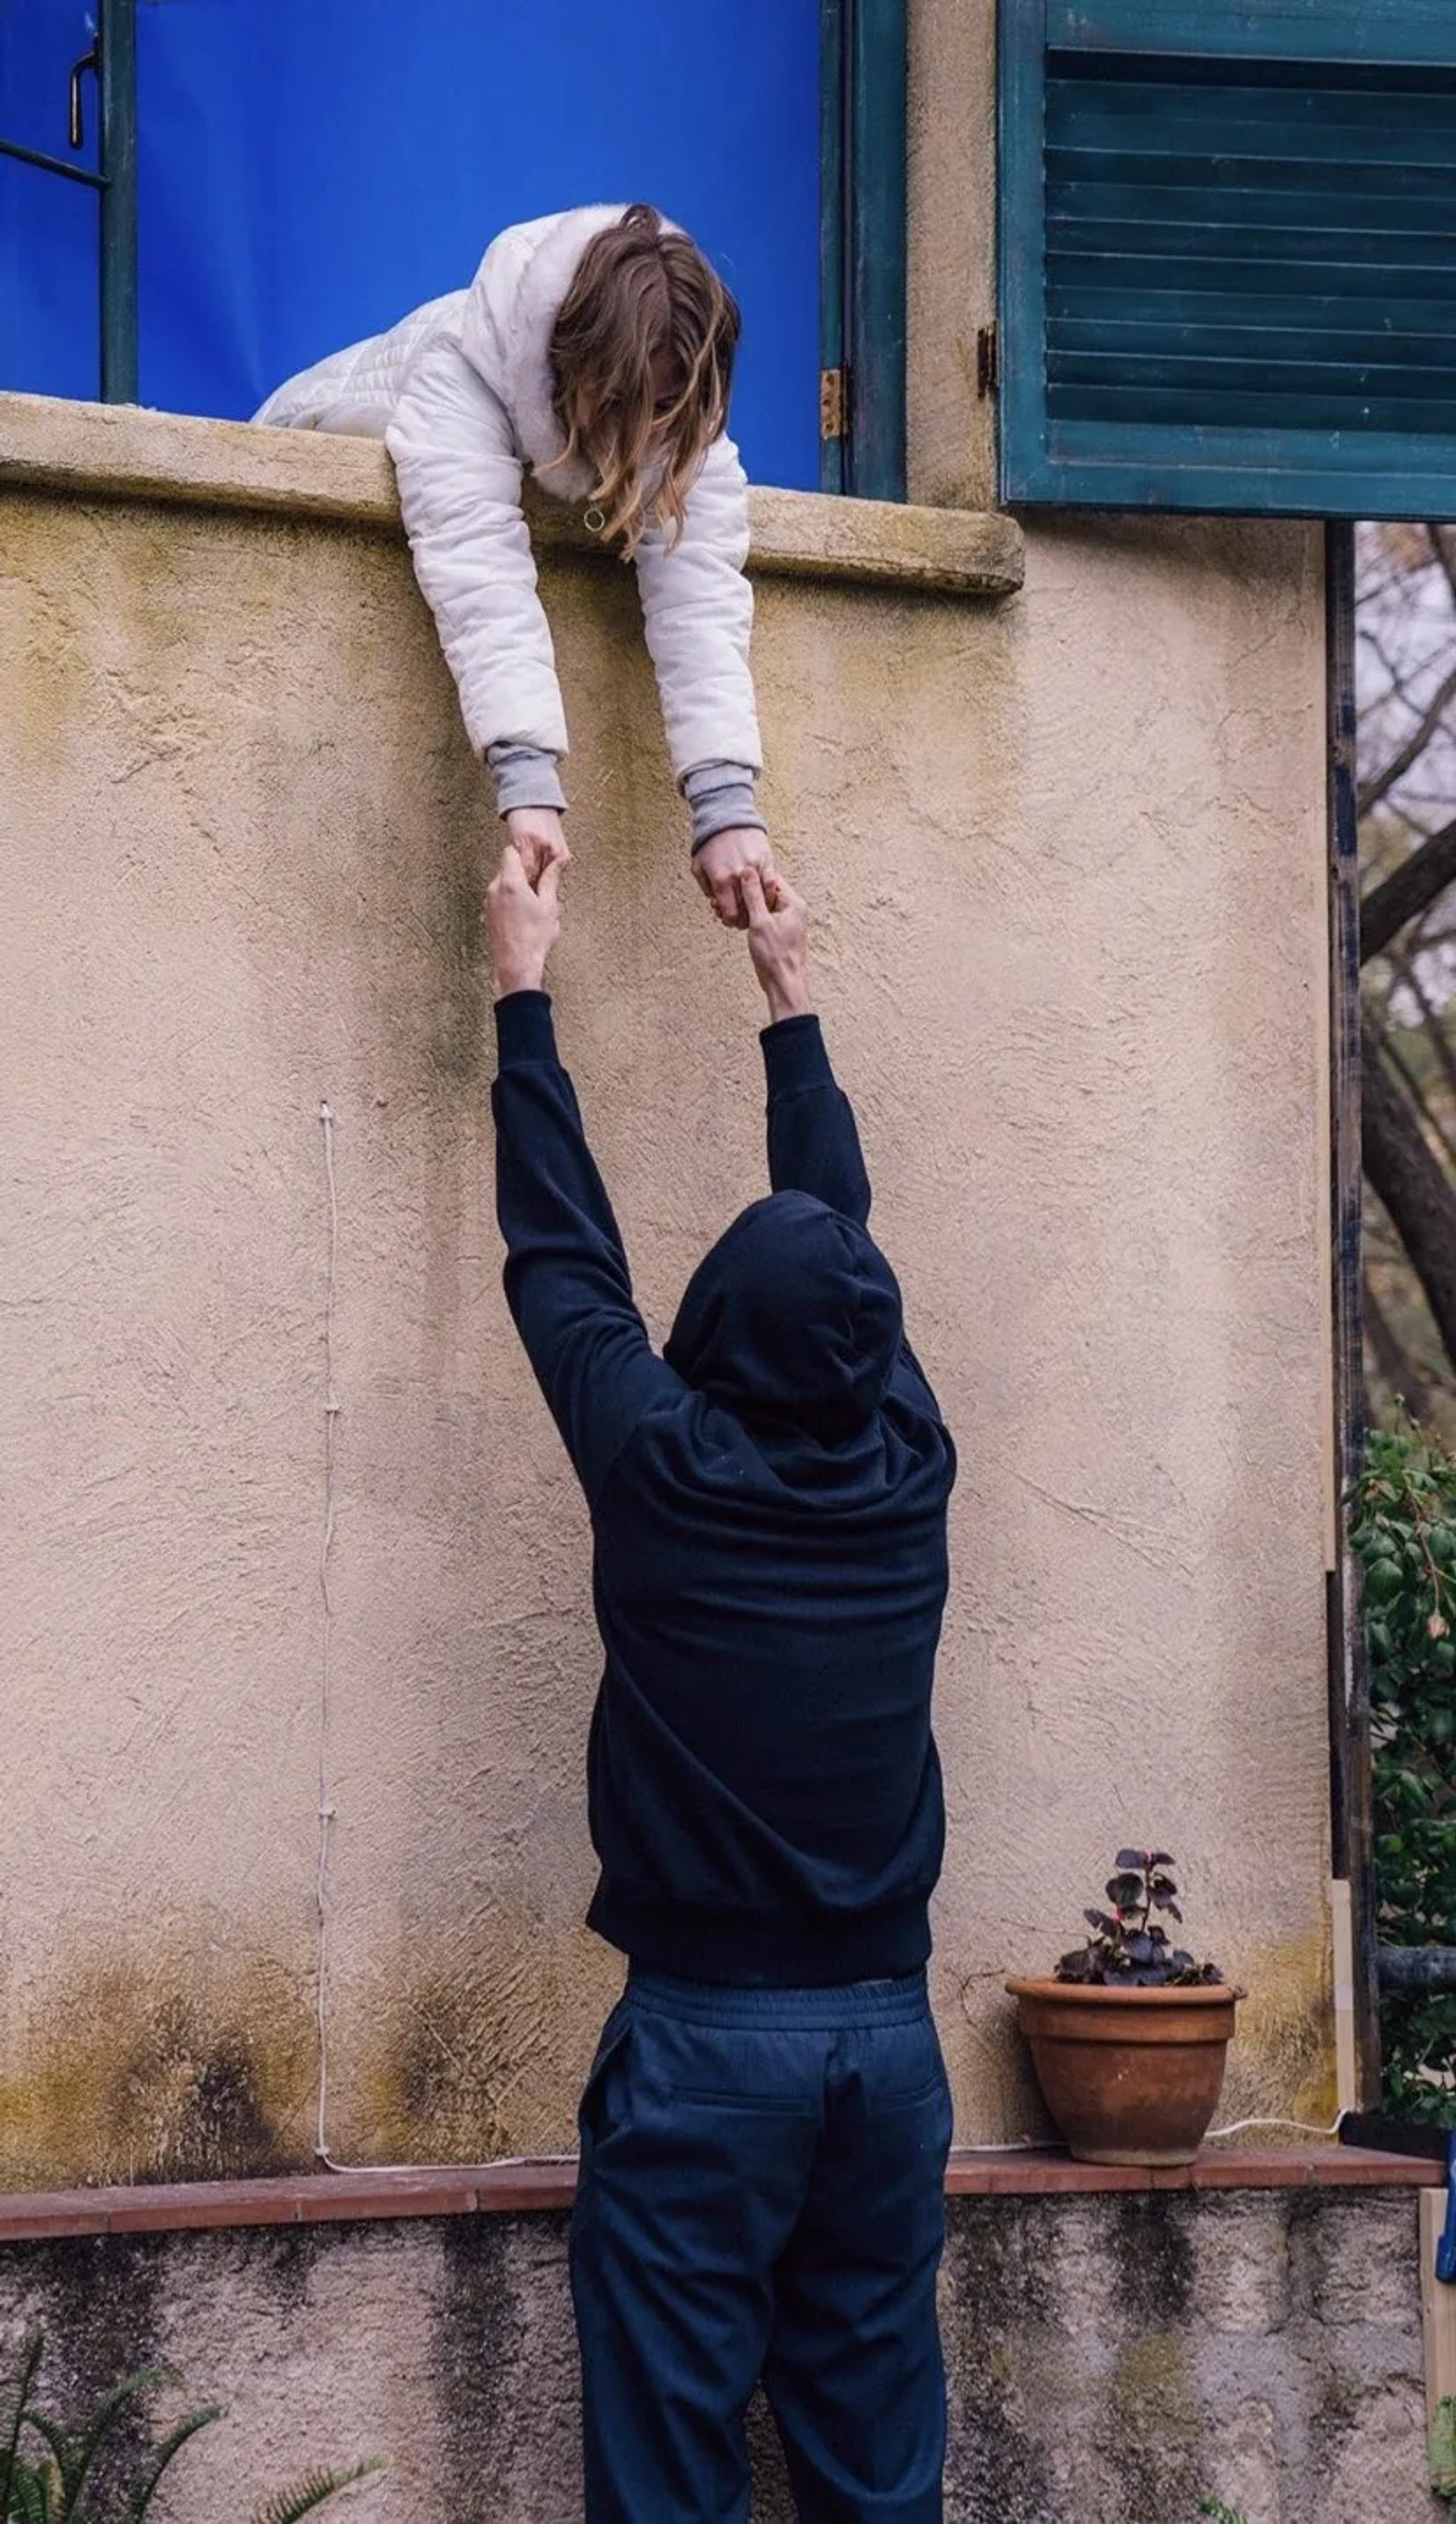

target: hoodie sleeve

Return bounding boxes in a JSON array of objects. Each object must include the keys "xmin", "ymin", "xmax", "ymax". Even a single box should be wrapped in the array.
[
  {"xmin": 761, "ymin": 1016, "xmax": 871, "ymax": 1226},
  {"xmin": 761, "ymin": 1016, "xmax": 947, "ymax": 1424},
  {"xmin": 387, "ymin": 335, "xmax": 570, "ymax": 762},
  {"xmin": 492, "ymin": 994, "xmax": 679, "ymax": 1505}
]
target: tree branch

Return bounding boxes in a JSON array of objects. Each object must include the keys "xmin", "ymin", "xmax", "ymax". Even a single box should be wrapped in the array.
[
  {"xmin": 1357, "ymin": 653, "xmax": 1456, "ymax": 819},
  {"xmin": 1390, "ymin": 949, "xmax": 1456, "ymax": 1125},
  {"xmin": 1382, "ymin": 1023, "xmax": 1456, "ymax": 1169},
  {"xmin": 1429, "ymin": 522, "xmax": 1456, "ymax": 614},
  {"xmin": 1363, "ymin": 1269, "xmax": 1435, "ymax": 1425},
  {"xmin": 1362, "ymin": 1023, "xmax": 1456, "ymax": 1377},
  {"xmin": 1359, "ymin": 815, "xmax": 1456, "ymax": 963}
]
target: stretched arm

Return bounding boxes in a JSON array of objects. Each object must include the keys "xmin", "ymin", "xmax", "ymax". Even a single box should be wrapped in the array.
[
  {"xmin": 388, "ymin": 338, "xmax": 569, "ymax": 878},
  {"xmin": 740, "ymin": 867, "xmax": 871, "ymax": 1223},
  {"xmin": 741, "ymin": 869, "xmax": 945, "ymax": 1423},
  {"xmin": 633, "ymin": 435, "xmax": 774, "ymax": 926},
  {"xmin": 488, "ymin": 852, "xmax": 673, "ymax": 1502}
]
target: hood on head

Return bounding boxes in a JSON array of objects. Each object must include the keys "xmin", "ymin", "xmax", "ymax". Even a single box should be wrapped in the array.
[{"xmin": 664, "ymin": 1192, "xmax": 903, "ymax": 1443}]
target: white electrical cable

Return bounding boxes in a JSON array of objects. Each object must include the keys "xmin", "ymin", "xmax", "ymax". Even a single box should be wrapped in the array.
[
  {"xmin": 313, "ymin": 1100, "xmax": 342, "ymax": 2171},
  {"xmin": 1206, "ymin": 2110, "xmax": 1349, "ymax": 2143}
]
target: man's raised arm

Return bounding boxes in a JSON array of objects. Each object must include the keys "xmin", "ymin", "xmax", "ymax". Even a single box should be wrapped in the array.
[
  {"xmin": 488, "ymin": 846, "xmax": 673, "ymax": 1506},
  {"xmin": 739, "ymin": 865, "xmax": 871, "ymax": 1227}
]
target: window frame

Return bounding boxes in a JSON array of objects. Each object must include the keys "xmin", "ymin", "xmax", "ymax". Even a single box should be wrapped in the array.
[{"xmin": 821, "ymin": 0, "xmax": 908, "ymax": 502}]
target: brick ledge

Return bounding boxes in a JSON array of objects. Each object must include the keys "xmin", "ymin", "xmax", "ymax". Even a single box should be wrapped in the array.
[
  {"xmin": 0, "ymin": 391, "xmax": 1025, "ymax": 600},
  {"xmin": 0, "ymin": 2147, "xmax": 1433, "ymax": 2243}
]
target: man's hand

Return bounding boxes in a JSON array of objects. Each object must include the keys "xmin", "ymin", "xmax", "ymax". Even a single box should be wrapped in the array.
[
  {"xmin": 694, "ymin": 826, "xmax": 777, "ymax": 930},
  {"xmin": 504, "ymin": 806, "xmax": 570, "ymax": 887},
  {"xmin": 488, "ymin": 843, "xmax": 562, "ymax": 1000},
  {"xmin": 741, "ymin": 865, "xmax": 811, "ymax": 1023}
]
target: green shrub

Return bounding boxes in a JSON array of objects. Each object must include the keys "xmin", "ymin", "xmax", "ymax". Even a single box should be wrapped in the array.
[
  {"xmin": 1351, "ymin": 1421, "xmax": 1456, "ymax": 2121},
  {"xmin": 0, "ymin": 2331, "xmax": 386, "ymax": 2523}
]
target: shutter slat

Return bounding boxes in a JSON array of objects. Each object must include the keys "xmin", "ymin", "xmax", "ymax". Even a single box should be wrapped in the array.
[
  {"xmin": 1049, "ymin": 381, "xmax": 1456, "ymax": 431},
  {"xmin": 1047, "ymin": 6, "xmax": 1456, "ymax": 68},
  {"xmin": 1048, "ymin": 285, "xmax": 1456, "ymax": 336},
  {"xmin": 1049, "ymin": 219, "xmax": 1456, "ymax": 265},
  {"xmin": 1051, "ymin": 317, "xmax": 1456, "ymax": 364},
  {"xmin": 1049, "ymin": 253, "xmax": 1456, "ymax": 303},
  {"xmin": 1046, "ymin": 76, "xmax": 1456, "ymax": 146},
  {"xmin": 1050, "ymin": 352, "xmax": 1456, "ymax": 396},
  {"xmin": 1050, "ymin": 172, "xmax": 1456, "ymax": 221}
]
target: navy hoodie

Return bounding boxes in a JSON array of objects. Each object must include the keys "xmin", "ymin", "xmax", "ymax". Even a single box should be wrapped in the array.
[{"xmin": 491, "ymin": 994, "xmax": 956, "ymax": 1986}]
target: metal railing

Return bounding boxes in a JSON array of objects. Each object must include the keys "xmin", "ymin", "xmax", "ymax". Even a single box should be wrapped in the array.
[{"xmin": 0, "ymin": 0, "xmax": 137, "ymax": 401}]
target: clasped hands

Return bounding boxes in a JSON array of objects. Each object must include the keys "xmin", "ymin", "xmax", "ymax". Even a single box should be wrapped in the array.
[
  {"xmin": 504, "ymin": 808, "xmax": 775, "ymax": 933},
  {"xmin": 488, "ymin": 840, "xmax": 811, "ymax": 1025}
]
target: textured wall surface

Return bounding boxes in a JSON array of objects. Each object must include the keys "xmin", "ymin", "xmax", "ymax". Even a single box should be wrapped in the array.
[
  {"xmin": 0, "ymin": 403, "xmax": 1330, "ymax": 2181},
  {"xmin": 0, "ymin": 2190, "xmax": 1439, "ymax": 2523}
]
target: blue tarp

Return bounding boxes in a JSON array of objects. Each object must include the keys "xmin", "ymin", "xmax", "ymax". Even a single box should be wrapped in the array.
[{"xmin": 0, "ymin": 0, "xmax": 819, "ymax": 487}]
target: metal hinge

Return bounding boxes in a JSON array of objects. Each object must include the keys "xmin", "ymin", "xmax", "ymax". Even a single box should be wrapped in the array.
[
  {"xmin": 976, "ymin": 323, "xmax": 999, "ymax": 400},
  {"xmin": 820, "ymin": 365, "xmax": 849, "ymax": 441}
]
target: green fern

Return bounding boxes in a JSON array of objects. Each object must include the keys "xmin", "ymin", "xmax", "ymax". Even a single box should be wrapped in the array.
[
  {"xmin": 13, "ymin": 2413, "xmax": 80, "ymax": 2511},
  {"xmin": 1432, "ymin": 2391, "xmax": 1456, "ymax": 2503},
  {"xmin": 29, "ymin": 2363, "xmax": 178, "ymax": 2519},
  {"xmin": 1197, "ymin": 2502, "xmax": 1249, "ymax": 2524},
  {"xmin": 0, "ymin": 2336, "xmax": 45, "ymax": 2519},
  {"xmin": 129, "ymin": 2404, "xmax": 226, "ymax": 2519},
  {"xmin": 248, "ymin": 2457, "xmax": 389, "ymax": 2524},
  {"xmin": 0, "ymin": 2335, "xmax": 384, "ymax": 2524},
  {"xmin": 8, "ymin": 2460, "xmax": 61, "ymax": 2524}
]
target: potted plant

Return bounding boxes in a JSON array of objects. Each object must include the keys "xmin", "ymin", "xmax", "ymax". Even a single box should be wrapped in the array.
[{"xmin": 1006, "ymin": 1849, "xmax": 1241, "ymax": 2166}]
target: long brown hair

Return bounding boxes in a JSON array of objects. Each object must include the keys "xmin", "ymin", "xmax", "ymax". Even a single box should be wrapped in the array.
[{"xmin": 548, "ymin": 205, "xmax": 740, "ymax": 554}]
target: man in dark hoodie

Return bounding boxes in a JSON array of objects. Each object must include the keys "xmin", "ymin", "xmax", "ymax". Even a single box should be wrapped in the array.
[{"xmin": 487, "ymin": 841, "xmax": 957, "ymax": 2524}]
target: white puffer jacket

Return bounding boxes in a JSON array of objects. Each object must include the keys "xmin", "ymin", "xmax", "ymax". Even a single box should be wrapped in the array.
[{"xmin": 255, "ymin": 206, "xmax": 761, "ymax": 783}]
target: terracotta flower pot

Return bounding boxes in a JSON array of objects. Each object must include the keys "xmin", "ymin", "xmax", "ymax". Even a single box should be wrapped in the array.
[{"xmin": 1006, "ymin": 1979, "xmax": 1241, "ymax": 2167}]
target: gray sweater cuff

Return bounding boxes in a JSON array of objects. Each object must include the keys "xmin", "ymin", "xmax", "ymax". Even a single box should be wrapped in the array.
[
  {"xmin": 488, "ymin": 742, "xmax": 567, "ymax": 819},
  {"xmin": 683, "ymin": 762, "xmax": 766, "ymax": 854}
]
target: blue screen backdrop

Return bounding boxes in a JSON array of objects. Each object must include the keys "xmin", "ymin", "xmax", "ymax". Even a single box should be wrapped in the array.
[{"xmin": 1, "ymin": 0, "xmax": 820, "ymax": 487}]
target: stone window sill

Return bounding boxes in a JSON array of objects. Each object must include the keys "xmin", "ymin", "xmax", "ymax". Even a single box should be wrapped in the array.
[
  {"xmin": 0, "ymin": 390, "xmax": 1025, "ymax": 600},
  {"xmin": 0, "ymin": 2148, "xmax": 1431, "ymax": 2244}
]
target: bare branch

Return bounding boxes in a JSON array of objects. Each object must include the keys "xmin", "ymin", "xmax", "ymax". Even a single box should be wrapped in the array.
[
  {"xmin": 1357, "ymin": 654, "xmax": 1456, "ymax": 818},
  {"xmin": 1389, "ymin": 950, "xmax": 1456, "ymax": 1122},
  {"xmin": 1359, "ymin": 815, "xmax": 1456, "ymax": 964},
  {"xmin": 1363, "ymin": 1269, "xmax": 1436, "ymax": 1424},
  {"xmin": 1362, "ymin": 1023, "xmax": 1456, "ymax": 1377},
  {"xmin": 1381, "ymin": 1023, "xmax": 1456, "ymax": 1169},
  {"xmin": 1428, "ymin": 523, "xmax": 1456, "ymax": 614}
]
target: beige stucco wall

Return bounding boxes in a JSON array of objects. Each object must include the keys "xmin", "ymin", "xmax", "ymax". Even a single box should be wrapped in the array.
[{"xmin": 0, "ymin": 392, "xmax": 1331, "ymax": 2185}]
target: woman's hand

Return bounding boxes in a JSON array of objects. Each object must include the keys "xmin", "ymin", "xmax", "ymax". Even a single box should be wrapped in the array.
[
  {"xmin": 694, "ymin": 826, "xmax": 777, "ymax": 929},
  {"xmin": 504, "ymin": 807, "xmax": 571, "ymax": 887}
]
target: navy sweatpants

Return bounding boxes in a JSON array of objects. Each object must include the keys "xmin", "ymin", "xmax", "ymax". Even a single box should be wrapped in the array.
[{"xmin": 570, "ymin": 1970, "xmax": 953, "ymax": 2524}]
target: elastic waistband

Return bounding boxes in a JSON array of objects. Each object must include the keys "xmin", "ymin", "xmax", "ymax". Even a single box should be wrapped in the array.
[{"xmin": 625, "ymin": 1967, "xmax": 930, "ymax": 2029}]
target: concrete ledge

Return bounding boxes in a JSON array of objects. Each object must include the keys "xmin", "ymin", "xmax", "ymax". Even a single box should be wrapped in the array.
[
  {"xmin": 0, "ymin": 391, "xmax": 1025, "ymax": 598},
  {"xmin": 0, "ymin": 2148, "xmax": 1429, "ymax": 2243}
]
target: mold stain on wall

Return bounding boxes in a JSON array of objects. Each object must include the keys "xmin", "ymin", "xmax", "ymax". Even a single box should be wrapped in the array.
[
  {"xmin": 353, "ymin": 1912, "xmax": 623, "ymax": 2165},
  {"xmin": 0, "ymin": 1950, "xmax": 314, "ymax": 2188},
  {"xmin": 1218, "ymin": 1926, "xmax": 1339, "ymax": 2130}
]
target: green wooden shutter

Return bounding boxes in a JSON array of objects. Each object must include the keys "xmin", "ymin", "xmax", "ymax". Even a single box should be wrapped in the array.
[{"xmin": 999, "ymin": 0, "xmax": 1456, "ymax": 516}]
